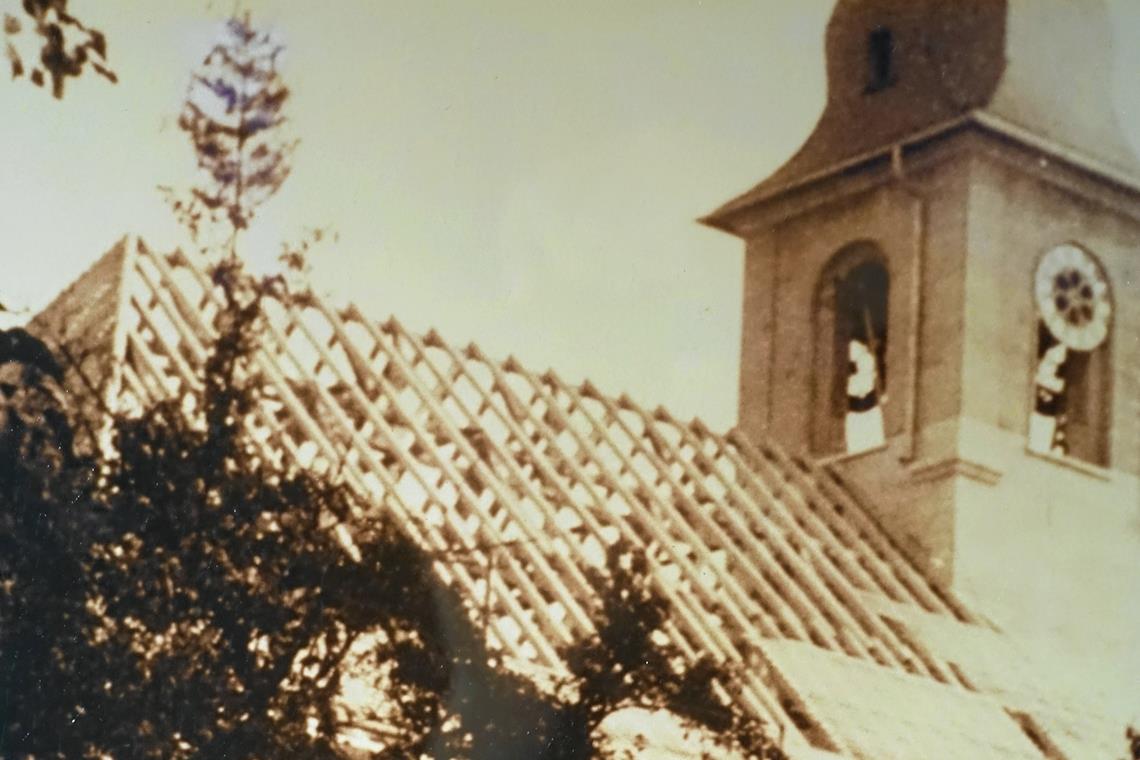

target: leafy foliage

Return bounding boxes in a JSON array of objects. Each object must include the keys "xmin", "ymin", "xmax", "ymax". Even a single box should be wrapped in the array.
[
  {"xmin": 3, "ymin": 0, "xmax": 115, "ymax": 97},
  {"xmin": 334, "ymin": 540, "xmax": 787, "ymax": 759},
  {"xmin": 552, "ymin": 549, "xmax": 787, "ymax": 759},
  {"xmin": 82, "ymin": 283, "xmax": 348, "ymax": 757},
  {"xmin": 0, "ymin": 329, "xmax": 101, "ymax": 757},
  {"xmin": 0, "ymin": 282, "xmax": 782, "ymax": 758}
]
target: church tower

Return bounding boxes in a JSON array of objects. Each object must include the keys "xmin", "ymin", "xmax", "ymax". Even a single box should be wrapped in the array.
[{"xmin": 704, "ymin": 0, "xmax": 1140, "ymax": 673}]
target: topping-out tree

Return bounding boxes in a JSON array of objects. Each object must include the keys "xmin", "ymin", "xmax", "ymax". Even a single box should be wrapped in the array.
[{"xmin": 165, "ymin": 11, "xmax": 295, "ymax": 261}]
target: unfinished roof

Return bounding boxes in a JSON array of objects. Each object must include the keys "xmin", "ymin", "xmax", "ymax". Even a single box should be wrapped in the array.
[
  {"xmin": 703, "ymin": 0, "xmax": 1140, "ymax": 232},
  {"xmin": 30, "ymin": 238, "xmax": 1123, "ymax": 758}
]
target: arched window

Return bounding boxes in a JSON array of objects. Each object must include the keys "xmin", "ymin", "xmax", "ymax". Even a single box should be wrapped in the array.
[
  {"xmin": 1028, "ymin": 243, "xmax": 1112, "ymax": 466},
  {"xmin": 813, "ymin": 243, "xmax": 889, "ymax": 456}
]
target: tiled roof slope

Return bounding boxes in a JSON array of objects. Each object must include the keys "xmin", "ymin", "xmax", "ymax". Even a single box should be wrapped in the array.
[{"xmin": 29, "ymin": 238, "xmax": 1119, "ymax": 759}]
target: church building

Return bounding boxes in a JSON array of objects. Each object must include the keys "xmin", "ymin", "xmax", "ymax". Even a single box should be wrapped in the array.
[{"xmin": 28, "ymin": 0, "xmax": 1138, "ymax": 757}]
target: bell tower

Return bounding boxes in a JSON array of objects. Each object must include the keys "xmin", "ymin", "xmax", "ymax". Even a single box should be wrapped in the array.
[{"xmin": 704, "ymin": 0, "xmax": 1140, "ymax": 680}]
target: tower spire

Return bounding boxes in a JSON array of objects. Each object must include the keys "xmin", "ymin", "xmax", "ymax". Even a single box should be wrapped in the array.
[{"xmin": 703, "ymin": 0, "xmax": 1139, "ymax": 234}]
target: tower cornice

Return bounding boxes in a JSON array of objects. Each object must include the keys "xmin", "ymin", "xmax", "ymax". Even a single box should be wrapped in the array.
[{"xmin": 702, "ymin": 113, "xmax": 1140, "ymax": 236}]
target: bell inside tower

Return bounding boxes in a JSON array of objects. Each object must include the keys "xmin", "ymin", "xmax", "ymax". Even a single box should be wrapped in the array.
[{"xmin": 813, "ymin": 245, "xmax": 889, "ymax": 457}]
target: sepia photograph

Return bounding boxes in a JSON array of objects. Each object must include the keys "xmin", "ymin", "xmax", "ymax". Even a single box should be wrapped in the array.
[{"xmin": 1, "ymin": 1, "xmax": 1138, "ymax": 757}]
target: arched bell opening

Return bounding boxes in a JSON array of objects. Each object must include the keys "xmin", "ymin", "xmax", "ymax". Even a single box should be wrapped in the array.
[{"xmin": 812, "ymin": 243, "xmax": 890, "ymax": 457}]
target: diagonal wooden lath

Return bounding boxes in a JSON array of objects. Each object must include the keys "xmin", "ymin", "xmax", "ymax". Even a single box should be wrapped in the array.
[{"xmin": 71, "ymin": 238, "xmax": 1029, "ymax": 757}]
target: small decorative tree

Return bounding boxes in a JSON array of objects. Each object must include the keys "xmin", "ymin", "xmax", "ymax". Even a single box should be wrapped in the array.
[{"xmin": 166, "ymin": 11, "xmax": 295, "ymax": 261}]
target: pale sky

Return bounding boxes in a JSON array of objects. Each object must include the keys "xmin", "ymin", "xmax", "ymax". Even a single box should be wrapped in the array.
[{"xmin": 5, "ymin": 0, "xmax": 1139, "ymax": 430}]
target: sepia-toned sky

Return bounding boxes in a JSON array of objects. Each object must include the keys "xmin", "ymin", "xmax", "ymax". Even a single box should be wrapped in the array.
[{"xmin": 5, "ymin": 0, "xmax": 1140, "ymax": 430}]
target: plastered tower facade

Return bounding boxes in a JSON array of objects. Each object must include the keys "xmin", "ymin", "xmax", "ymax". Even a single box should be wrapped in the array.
[{"xmin": 705, "ymin": 0, "xmax": 1140, "ymax": 693}]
